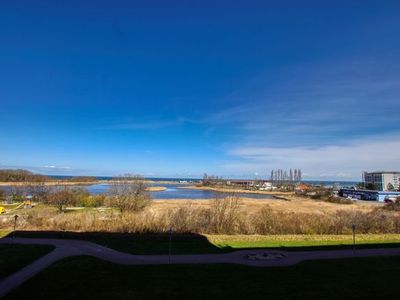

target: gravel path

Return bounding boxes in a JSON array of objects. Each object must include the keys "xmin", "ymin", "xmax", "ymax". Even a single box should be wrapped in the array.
[{"xmin": 1, "ymin": 237, "xmax": 400, "ymax": 298}]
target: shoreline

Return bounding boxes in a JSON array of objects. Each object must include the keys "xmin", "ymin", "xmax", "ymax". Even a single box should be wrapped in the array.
[
  {"xmin": 180, "ymin": 185, "xmax": 293, "ymax": 196},
  {"xmin": 147, "ymin": 186, "xmax": 167, "ymax": 192}
]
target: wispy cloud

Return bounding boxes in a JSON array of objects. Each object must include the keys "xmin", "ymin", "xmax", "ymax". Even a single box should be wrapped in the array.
[
  {"xmin": 39, "ymin": 165, "xmax": 72, "ymax": 171},
  {"xmin": 223, "ymin": 134, "xmax": 400, "ymax": 180},
  {"xmin": 99, "ymin": 119, "xmax": 184, "ymax": 130},
  {"xmin": 202, "ymin": 58, "xmax": 400, "ymax": 179},
  {"xmin": 201, "ymin": 58, "xmax": 400, "ymax": 146}
]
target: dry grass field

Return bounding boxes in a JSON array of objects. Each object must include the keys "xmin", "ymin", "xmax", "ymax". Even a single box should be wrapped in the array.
[
  {"xmin": 181, "ymin": 185, "xmax": 291, "ymax": 195},
  {"xmin": 1, "ymin": 193, "xmax": 395, "ymax": 236},
  {"xmin": 152, "ymin": 194, "xmax": 380, "ymax": 215}
]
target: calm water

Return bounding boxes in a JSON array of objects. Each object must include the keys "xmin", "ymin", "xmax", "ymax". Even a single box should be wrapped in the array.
[
  {"xmin": 87, "ymin": 183, "xmax": 275, "ymax": 200},
  {"xmin": 0, "ymin": 183, "xmax": 273, "ymax": 199},
  {"xmin": 0, "ymin": 178, "xmax": 359, "ymax": 200}
]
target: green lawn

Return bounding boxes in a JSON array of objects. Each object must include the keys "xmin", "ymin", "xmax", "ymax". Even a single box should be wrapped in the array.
[
  {"xmin": 0, "ymin": 244, "xmax": 55, "ymax": 279},
  {"xmin": 7, "ymin": 231, "xmax": 400, "ymax": 254},
  {"xmin": 5, "ymin": 255, "xmax": 400, "ymax": 300},
  {"xmin": 207, "ymin": 234, "xmax": 400, "ymax": 251}
]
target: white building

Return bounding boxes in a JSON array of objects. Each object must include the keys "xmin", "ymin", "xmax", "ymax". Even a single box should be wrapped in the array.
[{"xmin": 363, "ymin": 171, "xmax": 400, "ymax": 191}]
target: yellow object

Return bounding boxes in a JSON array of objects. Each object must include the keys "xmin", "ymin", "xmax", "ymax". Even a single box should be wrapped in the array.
[
  {"xmin": 23, "ymin": 200, "xmax": 34, "ymax": 207},
  {"xmin": 0, "ymin": 207, "xmax": 5, "ymax": 214}
]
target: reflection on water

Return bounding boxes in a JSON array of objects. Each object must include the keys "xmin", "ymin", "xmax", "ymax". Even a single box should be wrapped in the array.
[
  {"xmin": 87, "ymin": 183, "xmax": 274, "ymax": 200},
  {"xmin": 0, "ymin": 183, "xmax": 275, "ymax": 200}
]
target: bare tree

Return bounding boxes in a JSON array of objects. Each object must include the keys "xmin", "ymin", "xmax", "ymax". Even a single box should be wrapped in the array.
[
  {"xmin": 270, "ymin": 170, "xmax": 274, "ymax": 187},
  {"xmin": 108, "ymin": 174, "xmax": 151, "ymax": 212},
  {"xmin": 202, "ymin": 173, "xmax": 209, "ymax": 186},
  {"xmin": 270, "ymin": 168, "xmax": 302, "ymax": 189},
  {"xmin": 26, "ymin": 178, "xmax": 50, "ymax": 202},
  {"xmin": 0, "ymin": 188, "xmax": 5, "ymax": 201},
  {"xmin": 208, "ymin": 192, "xmax": 242, "ymax": 234},
  {"xmin": 297, "ymin": 169, "xmax": 302, "ymax": 182},
  {"xmin": 45, "ymin": 186, "xmax": 77, "ymax": 212},
  {"xmin": 9, "ymin": 186, "xmax": 27, "ymax": 202}
]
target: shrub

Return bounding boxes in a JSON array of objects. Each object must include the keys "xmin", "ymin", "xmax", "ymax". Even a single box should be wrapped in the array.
[
  {"xmin": 325, "ymin": 196, "xmax": 354, "ymax": 204},
  {"xmin": 44, "ymin": 186, "xmax": 87, "ymax": 212},
  {"xmin": 108, "ymin": 175, "xmax": 151, "ymax": 212},
  {"xmin": 207, "ymin": 194, "xmax": 242, "ymax": 234},
  {"xmin": 383, "ymin": 197, "xmax": 400, "ymax": 211}
]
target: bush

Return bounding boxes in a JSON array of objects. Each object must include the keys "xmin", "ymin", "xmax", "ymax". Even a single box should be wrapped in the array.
[
  {"xmin": 108, "ymin": 175, "xmax": 151, "ymax": 212},
  {"xmin": 44, "ymin": 187, "xmax": 78, "ymax": 212},
  {"xmin": 78, "ymin": 195, "xmax": 106, "ymax": 207},
  {"xmin": 383, "ymin": 197, "xmax": 400, "ymax": 211},
  {"xmin": 207, "ymin": 194, "xmax": 242, "ymax": 234},
  {"xmin": 325, "ymin": 196, "xmax": 354, "ymax": 204}
]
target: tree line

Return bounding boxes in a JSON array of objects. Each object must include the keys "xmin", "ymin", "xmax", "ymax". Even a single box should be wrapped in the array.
[
  {"xmin": 202, "ymin": 173, "xmax": 225, "ymax": 186},
  {"xmin": 270, "ymin": 169, "xmax": 302, "ymax": 187},
  {"xmin": 0, "ymin": 169, "xmax": 99, "ymax": 183},
  {"xmin": 0, "ymin": 169, "xmax": 48, "ymax": 182},
  {"xmin": 0, "ymin": 174, "xmax": 151, "ymax": 213}
]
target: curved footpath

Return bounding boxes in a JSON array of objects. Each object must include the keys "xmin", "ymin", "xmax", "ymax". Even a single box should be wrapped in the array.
[{"xmin": 1, "ymin": 238, "xmax": 400, "ymax": 298}]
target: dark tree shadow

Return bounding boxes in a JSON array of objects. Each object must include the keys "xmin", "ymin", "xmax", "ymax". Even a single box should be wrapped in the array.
[
  {"xmin": 5, "ymin": 231, "xmax": 400, "ymax": 254},
  {"xmin": 6, "ymin": 231, "xmax": 233, "ymax": 255}
]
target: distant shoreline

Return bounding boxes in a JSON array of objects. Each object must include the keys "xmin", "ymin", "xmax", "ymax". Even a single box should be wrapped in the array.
[{"xmin": 180, "ymin": 185, "xmax": 293, "ymax": 196}]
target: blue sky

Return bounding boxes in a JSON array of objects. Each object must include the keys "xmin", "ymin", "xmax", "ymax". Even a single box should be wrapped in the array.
[{"xmin": 1, "ymin": 1, "xmax": 400, "ymax": 180}]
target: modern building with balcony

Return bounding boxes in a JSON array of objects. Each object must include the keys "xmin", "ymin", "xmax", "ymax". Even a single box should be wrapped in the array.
[{"xmin": 362, "ymin": 171, "xmax": 400, "ymax": 191}]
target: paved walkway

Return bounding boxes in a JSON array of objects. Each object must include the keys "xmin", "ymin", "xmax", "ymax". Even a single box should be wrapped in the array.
[{"xmin": 1, "ymin": 238, "xmax": 400, "ymax": 298}]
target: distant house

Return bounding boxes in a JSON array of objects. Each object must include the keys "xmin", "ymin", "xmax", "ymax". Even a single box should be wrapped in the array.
[
  {"xmin": 257, "ymin": 182, "xmax": 276, "ymax": 190},
  {"xmin": 226, "ymin": 180, "xmax": 253, "ymax": 188},
  {"xmin": 295, "ymin": 183, "xmax": 312, "ymax": 192},
  {"xmin": 226, "ymin": 180, "xmax": 272, "ymax": 190}
]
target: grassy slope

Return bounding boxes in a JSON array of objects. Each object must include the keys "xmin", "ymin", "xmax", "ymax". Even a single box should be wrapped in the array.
[
  {"xmin": 8, "ymin": 231, "xmax": 400, "ymax": 254},
  {"xmin": 0, "ymin": 203, "xmax": 22, "ymax": 210},
  {"xmin": 207, "ymin": 234, "xmax": 400, "ymax": 250},
  {"xmin": 5, "ymin": 255, "xmax": 400, "ymax": 300},
  {"xmin": 0, "ymin": 244, "xmax": 55, "ymax": 279}
]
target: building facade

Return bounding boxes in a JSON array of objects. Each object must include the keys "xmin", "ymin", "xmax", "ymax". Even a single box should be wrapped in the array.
[
  {"xmin": 363, "ymin": 171, "xmax": 400, "ymax": 191},
  {"xmin": 339, "ymin": 188, "xmax": 400, "ymax": 202}
]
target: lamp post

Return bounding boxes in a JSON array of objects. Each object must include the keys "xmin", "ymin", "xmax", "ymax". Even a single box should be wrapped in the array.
[
  {"xmin": 13, "ymin": 215, "xmax": 18, "ymax": 241},
  {"xmin": 352, "ymin": 224, "xmax": 356, "ymax": 255},
  {"xmin": 168, "ymin": 227, "xmax": 173, "ymax": 264}
]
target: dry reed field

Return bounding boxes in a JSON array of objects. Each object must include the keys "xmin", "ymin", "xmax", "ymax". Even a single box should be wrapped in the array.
[
  {"xmin": 153, "ymin": 195, "xmax": 379, "ymax": 214},
  {"xmin": 1, "ymin": 195, "xmax": 398, "ymax": 235}
]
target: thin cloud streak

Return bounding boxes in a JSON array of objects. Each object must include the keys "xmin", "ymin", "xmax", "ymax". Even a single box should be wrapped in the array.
[
  {"xmin": 197, "ymin": 58, "xmax": 400, "ymax": 153},
  {"xmin": 99, "ymin": 119, "xmax": 184, "ymax": 130},
  {"xmin": 224, "ymin": 135, "xmax": 400, "ymax": 180}
]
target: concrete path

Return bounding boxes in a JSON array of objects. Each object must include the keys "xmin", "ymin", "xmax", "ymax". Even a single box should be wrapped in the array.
[{"xmin": 1, "ymin": 238, "xmax": 400, "ymax": 298}]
